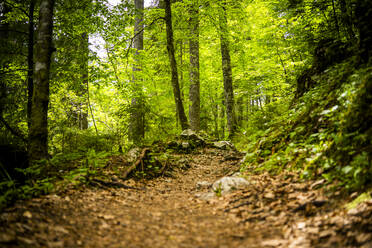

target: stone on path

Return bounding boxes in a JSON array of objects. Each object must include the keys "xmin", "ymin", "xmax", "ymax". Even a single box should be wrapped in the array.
[{"xmin": 212, "ymin": 176, "xmax": 249, "ymax": 194}]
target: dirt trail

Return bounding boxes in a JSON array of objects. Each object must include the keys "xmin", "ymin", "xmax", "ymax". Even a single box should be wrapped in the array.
[{"xmin": 1, "ymin": 147, "xmax": 372, "ymax": 248}]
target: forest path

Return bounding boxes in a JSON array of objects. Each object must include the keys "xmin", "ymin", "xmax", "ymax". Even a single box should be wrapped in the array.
[{"xmin": 1, "ymin": 147, "xmax": 372, "ymax": 247}]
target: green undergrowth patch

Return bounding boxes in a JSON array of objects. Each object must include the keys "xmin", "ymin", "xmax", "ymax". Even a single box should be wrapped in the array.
[
  {"xmin": 240, "ymin": 60, "xmax": 372, "ymax": 191},
  {"xmin": 0, "ymin": 149, "xmax": 113, "ymax": 211}
]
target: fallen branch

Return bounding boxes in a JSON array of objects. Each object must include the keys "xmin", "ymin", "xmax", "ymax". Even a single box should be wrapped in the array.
[
  {"xmin": 122, "ymin": 148, "xmax": 150, "ymax": 179},
  {"xmin": 160, "ymin": 160, "xmax": 169, "ymax": 176}
]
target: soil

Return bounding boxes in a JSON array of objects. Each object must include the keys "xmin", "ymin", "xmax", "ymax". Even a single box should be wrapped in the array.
[{"xmin": 1, "ymin": 147, "xmax": 372, "ymax": 247}]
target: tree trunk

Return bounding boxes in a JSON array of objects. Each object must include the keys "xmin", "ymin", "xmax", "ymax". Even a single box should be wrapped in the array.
[
  {"xmin": 80, "ymin": 32, "xmax": 89, "ymax": 130},
  {"xmin": 28, "ymin": 0, "xmax": 55, "ymax": 163},
  {"xmin": 218, "ymin": 2, "xmax": 236, "ymax": 138},
  {"xmin": 211, "ymin": 93, "xmax": 219, "ymax": 139},
  {"xmin": 27, "ymin": 0, "xmax": 35, "ymax": 130},
  {"xmin": 220, "ymin": 98, "xmax": 225, "ymax": 140},
  {"xmin": 129, "ymin": 0, "xmax": 145, "ymax": 143},
  {"xmin": 188, "ymin": 0, "xmax": 200, "ymax": 132},
  {"xmin": 164, "ymin": 0, "xmax": 189, "ymax": 130},
  {"xmin": 237, "ymin": 96, "xmax": 243, "ymax": 127}
]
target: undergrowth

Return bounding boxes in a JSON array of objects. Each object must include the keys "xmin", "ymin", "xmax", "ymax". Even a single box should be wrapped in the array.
[
  {"xmin": 0, "ymin": 149, "xmax": 112, "ymax": 211},
  {"xmin": 240, "ymin": 60, "xmax": 372, "ymax": 191}
]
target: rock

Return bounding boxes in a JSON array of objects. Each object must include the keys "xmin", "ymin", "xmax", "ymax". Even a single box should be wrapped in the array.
[
  {"xmin": 212, "ymin": 141, "xmax": 236, "ymax": 150},
  {"xmin": 195, "ymin": 192, "xmax": 215, "ymax": 201},
  {"xmin": 232, "ymin": 172, "xmax": 241, "ymax": 177},
  {"xmin": 196, "ymin": 181, "xmax": 211, "ymax": 190},
  {"xmin": 180, "ymin": 129, "xmax": 205, "ymax": 146},
  {"xmin": 182, "ymin": 142, "xmax": 190, "ymax": 149},
  {"xmin": 126, "ymin": 147, "xmax": 141, "ymax": 163},
  {"xmin": 167, "ymin": 140, "xmax": 181, "ymax": 150},
  {"xmin": 212, "ymin": 176, "xmax": 249, "ymax": 194}
]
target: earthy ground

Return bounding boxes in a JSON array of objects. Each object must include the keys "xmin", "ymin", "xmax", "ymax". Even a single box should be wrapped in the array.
[{"xmin": 1, "ymin": 147, "xmax": 372, "ymax": 247}]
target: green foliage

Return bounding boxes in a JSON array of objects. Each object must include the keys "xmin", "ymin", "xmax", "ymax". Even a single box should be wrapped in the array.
[
  {"xmin": 240, "ymin": 60, "xmax": 372, "ymax": 191},
  {"xmin": 0, "ymin": 148, "xmax": 112, "ymax": 211}
]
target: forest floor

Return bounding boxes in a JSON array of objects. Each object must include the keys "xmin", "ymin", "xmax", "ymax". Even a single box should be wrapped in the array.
[{"xmin": 1, "ymin": 147, "xmax": 372, "ymax": 248}]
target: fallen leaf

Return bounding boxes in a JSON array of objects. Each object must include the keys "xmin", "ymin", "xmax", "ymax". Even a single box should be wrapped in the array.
[
  {"xmin": 23, "ymin": 211, "xmax": 32, "ymax": 219},
  {"xmin": 264, "ymin": 192, "xmax": 275, "ymax": 199},
  {"xmin": 47, "ymin": 241, "xmax": 64, "ymax": 248},
  {"xmin": 319, "ymin": 229, "xmax": 335, "ymax": 238},
  {"xmin": 261, "ymin": 239, "xmax": 286, "ymax": 246},
  {"xmin": 17, "ymin": 237, "xmax": 35, "ymax": 245},
  {"xmin": 356, "ymin": 233, "xmax": 372, "ymax": 244},
  {"xmin": 53, "ymin": 226, "xmax": 69, "ymax": 234},
  {"xmin": 297, "ymin": 222, "xmax": 306, "ymax": 229}
]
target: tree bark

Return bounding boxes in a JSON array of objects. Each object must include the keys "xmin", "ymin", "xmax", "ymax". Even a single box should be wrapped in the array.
[
  {"xmin": 220, "ymin": 97, "xmax": 225, "ymax": 139},
  {"xmin": 80, "ymin": 32, "xmax": 89, "ymax": 130},
  {"xmin": 129, "ymin": 0, "xmax": 145, "ymax": 143},
  {"xmin": 218, "ymin": 2, "xmax": 236, "ymax": 138},
  {"xmin": 27, "ymin": 0, "xmax": 35, "ymax": 130},
  {"xmin": 188, "ymin": 0, "xmax": 200, "ymax": 132},
  {"xmin": 164, "ymin": 0, "xmax": 189, "ymax": 130},
  {"xmin": 28, "ymin": 0, "xmax": 55, "ymax": 163}
]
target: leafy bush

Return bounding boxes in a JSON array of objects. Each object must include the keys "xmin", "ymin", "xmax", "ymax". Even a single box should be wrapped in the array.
[{"xmin": 240, "ymin": 60, "xmax": 372, "ymax": 191}]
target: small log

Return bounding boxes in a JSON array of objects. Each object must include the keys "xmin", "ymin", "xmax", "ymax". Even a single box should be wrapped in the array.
[{"xmin": 122, "ymin": 148, "xmax": 150, "ymax": 179}]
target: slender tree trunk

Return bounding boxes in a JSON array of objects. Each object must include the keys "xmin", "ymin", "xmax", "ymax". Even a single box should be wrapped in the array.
[
  {"xmin": 220, "ymin": 98, "xmax": 225, "ymax": 139},
  {"xmin": 218, "ymin": 2, "xmax": 236, "ymax": 138},
  {"xmin": 164, "ymin": 0, "xmax": 189, "ymax": 130},
  {"xmin": 188, "ymin": 0, "xmax": 200, "ymax": 132},
  {"xmin": 27, "ymin": 0, "xmax": 35, "ymax": 130},
  {"xmin": 80, "ymin": 32, "xmax": 88, "ymax": 130},
  {"xmin": 28, "ymin": 0, "xmax": 55, "ymax": 163},
  {"xmin": 179, "ymin": 41, "xmax": 184, "ymax": 101},
  {"xmin": 87, "ymin": 79, "xmax": 98, "ymax": 135},
  {"xmin": 245, "ymin": 96, "xmax": 249, "ymax": 123},
  {"xmin": 212, "ymin": 93, "xmax": 219, "ymax": 139},
  {"xmin": 237, "ymin": 96, "xmax": 243, "ymax": 127},
  {"xmin": 129, "ymin": 0, "xmax": 145, "ymax": 143}
]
